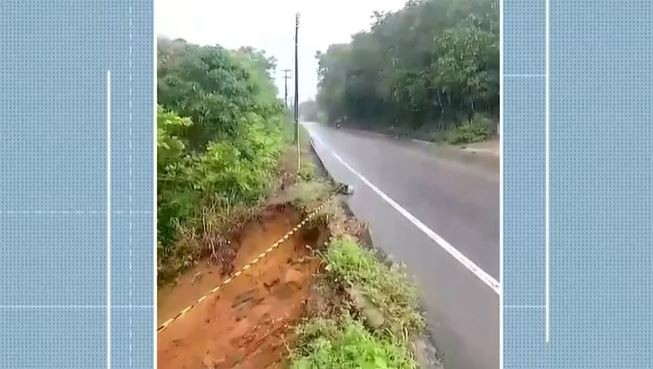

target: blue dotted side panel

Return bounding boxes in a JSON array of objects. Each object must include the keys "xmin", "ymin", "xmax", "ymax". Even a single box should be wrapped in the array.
[
  {"xmin": 0, "ymin": 1, "xmax": 154, "ymax": 368},
  {"xmin": 549, "ymin": 1, "xmax": 652, "ymax": 368}
]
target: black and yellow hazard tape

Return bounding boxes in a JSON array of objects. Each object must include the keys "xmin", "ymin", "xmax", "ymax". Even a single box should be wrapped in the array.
[{"xmin": 157, "ymin": 185, "xmax": 342, "ymax": 334}]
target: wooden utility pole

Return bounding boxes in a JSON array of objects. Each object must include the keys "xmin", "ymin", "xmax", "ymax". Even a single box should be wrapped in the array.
[
  {"xmin": 281, "ymin": 69, "xmax": 291, "ymax": 107},
  {"xmin": 293, "ymin": 13, "xmax": 299, "ymax": 144}
]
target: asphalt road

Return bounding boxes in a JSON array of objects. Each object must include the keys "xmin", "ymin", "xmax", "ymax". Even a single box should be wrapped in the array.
[{"xmin": 303, "ymin": 122, "xmax": 500, "ymax": 369}]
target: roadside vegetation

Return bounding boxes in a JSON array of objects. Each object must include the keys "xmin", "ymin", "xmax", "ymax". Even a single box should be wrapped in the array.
[
  {"xmin": 291, "ymin": 315, "xmax": 417, "ymax": 369},
  {"xmin": 283, "ymin": 165, "xmax": 427, "ymax": 368},
  {"xmin": 157, "ymin": 37, "xmax": 288, "ymax": 284},
  {"xmin": 288, "ymin": 234, "xmax": 426, "ymax": 369},
  {"xmin": 310, "ymin": 0, "xmax": 499, "ymax": 144},
  {"xmin": 157, "ymin": 37, "xmax": 430, "ymax": 369},
  {"xmin": 324, "ymin": 236, "xmax": 424, "ymax": 335}
]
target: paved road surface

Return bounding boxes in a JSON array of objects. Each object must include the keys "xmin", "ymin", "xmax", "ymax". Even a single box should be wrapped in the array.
[{"xmin": 303, "ymin": 122, "xmax": 500, "ymax": 369}]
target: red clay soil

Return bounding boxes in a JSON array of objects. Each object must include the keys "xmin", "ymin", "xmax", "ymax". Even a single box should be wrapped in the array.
[{"xmin": 157, "ymin": 207, "xmax": 325, "ymax": 369}]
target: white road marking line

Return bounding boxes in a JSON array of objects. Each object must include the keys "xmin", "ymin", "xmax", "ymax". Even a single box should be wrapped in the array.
[{"xmin": 312, "ymin": 131, "xmax": 500, "ymax": 294}]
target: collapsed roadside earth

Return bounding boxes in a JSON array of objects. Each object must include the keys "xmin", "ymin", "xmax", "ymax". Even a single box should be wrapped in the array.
[
  {"xmin": 156, "ymin": 38, "xmax": 440, "ymax": 369},
  {"xmin": 156, "ymin": 132, "xmax": 441, "ymax": 369}
]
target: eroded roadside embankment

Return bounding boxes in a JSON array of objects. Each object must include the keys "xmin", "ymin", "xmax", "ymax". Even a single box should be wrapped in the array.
[
  {"xmin": 158, "ymin": 206, "xmax": 327, "ymax": 369},
  {"xmin": 156, "ymin": 133, "xmax": 441, "ymax": 369}
]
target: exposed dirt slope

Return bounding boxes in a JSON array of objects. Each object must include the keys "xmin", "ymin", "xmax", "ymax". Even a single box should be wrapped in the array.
[{"xmin": 158, "ymin": 207, "xmax": 325, "ymax": 369}]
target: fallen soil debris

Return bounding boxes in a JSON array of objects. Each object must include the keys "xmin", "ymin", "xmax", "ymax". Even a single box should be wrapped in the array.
[
  {"xmin": 157, "ymin": 125, "xmax": 439, "ymax": 368},
  {"xmin": 158, "ymin": 206, "xmax": 327, "ymax": 369}
]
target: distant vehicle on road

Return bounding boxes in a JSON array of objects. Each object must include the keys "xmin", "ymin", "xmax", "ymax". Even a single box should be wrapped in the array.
[{"xmin": 335, "ymin": 115, "xmax": 347, "ymax": 129}]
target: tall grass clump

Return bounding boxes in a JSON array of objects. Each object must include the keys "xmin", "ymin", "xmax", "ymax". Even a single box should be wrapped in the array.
[
  {"xmin": 290, "ymin": 316, "xmax": 418, "ymax": 369},
  {"xmin": 324, "ymin": 236, "xmax": 424, "ymax": 336}
]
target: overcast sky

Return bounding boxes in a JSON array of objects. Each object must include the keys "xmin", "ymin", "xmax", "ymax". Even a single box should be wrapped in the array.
[{"xmin": 156, "ymin": 0, "xmax": 407, "ymax": 101}]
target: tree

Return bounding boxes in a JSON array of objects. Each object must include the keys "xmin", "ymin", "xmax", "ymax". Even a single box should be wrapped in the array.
[
  {"xmin": 315, "ymin": 0, "xmax": 498, "ymax": 131},
  {"xmin": 157, "ymin": 39, "xmax": 284, "ymax": 149},
  {"xmin": 157, "ymin": 38, "xmax": 288, "ymax": 270}
]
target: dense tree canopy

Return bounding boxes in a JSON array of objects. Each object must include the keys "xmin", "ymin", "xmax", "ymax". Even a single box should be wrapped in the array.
[
  {"xmin": 157, "ymin": 38, "xmax": 288, "ymax": 280},
  {"xmin": 158, "ymin": 38, "xmax": 284, "ymax": 149},
  {"xmin": 315, "ymin": 0, "xmax": 498, "ymax": 132}
]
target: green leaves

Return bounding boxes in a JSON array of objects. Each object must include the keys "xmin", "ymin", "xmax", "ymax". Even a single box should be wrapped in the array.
[
  {"xmin": 156, "ymin": 39, "xmax": 289, "ymax": 283},
  {"xmin": 446, "ymin": 113, "xmax": 494, "ymax": 144},
  {"xmin": 431, "ymin": 15, "xmax": 499, "ymax": 112},
  {"xmin": 315, "ymin": 0, "xmax": 499, "ymax": 130},
  {"xmin": 157, "ymin": 38, "xmax": 282, "ymax": 150},
  {"xmin": 191, "ymin": 117, "xmax": 282, "ymax": 204}
]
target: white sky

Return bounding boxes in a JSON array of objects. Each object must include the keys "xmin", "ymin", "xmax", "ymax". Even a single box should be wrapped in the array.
[{"xmin": 156, "ymin": 0, "xmax": 407, "ymax": 100}]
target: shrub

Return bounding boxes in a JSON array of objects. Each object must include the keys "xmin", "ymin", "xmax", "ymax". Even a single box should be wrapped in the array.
[
  {"xmin": 446, "ymin": 114, "xmax": 494, "ymax": 144},
  {"xmin": 291, "ymin": 316, "xmax": 418, "ymax": 369},
  {"xmin": 157, "ymin": 107, "xmax": 197, "ymax": 245},
  {"xmin": 156, "ymin": 40, "xmax": 291, "ymax": 283},
  {"xmin": 191, "ymin": 116, "xmax": 282, "ymax": 205}
]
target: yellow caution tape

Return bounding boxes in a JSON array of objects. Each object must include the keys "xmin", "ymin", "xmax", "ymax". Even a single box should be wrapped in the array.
[{"xmin": 157, "ymin": 187, "xmax": 341, "ymax": 334}]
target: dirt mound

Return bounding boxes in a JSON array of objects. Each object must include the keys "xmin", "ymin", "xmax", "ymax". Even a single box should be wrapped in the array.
[{"xmin": 157, "ymin": 207, "xmax": 326, "ymax": 369}]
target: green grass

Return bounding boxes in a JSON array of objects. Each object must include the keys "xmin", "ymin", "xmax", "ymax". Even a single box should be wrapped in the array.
[
  {"xmin": 297, "ymin": 124, "xmax": 319, "ymax": 181},
  {"xmin": 286, "ymin": 180, "xmax": 344, "ymax": 225},
  {"xmin": 324, "ymin": 236, "xmax": 424, "ymax": 336},
  {"xmin": 290, "ymin": 316, "xmax": 418, "ymax": 369},
  {"xmin": 299, "ymin": 123, "xmax": 312, "ymax": 147},
  {"xmin": 446, "ymin": 114, "xmax": 494, "ymax": 144},
  {"xmin": 280, "ymin": 118, "xmax": 311, "ymax": 146},
  {"xmin": 298, "ymin": 159, "xmax": 317, "ymax": 182},
  {"xmin": 288, "ymin": 180, "xmax": 332, "ymax": 208},
  {"xmin": 280, "ymin": 121, "xmax": 319, "ymax": 181}
]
